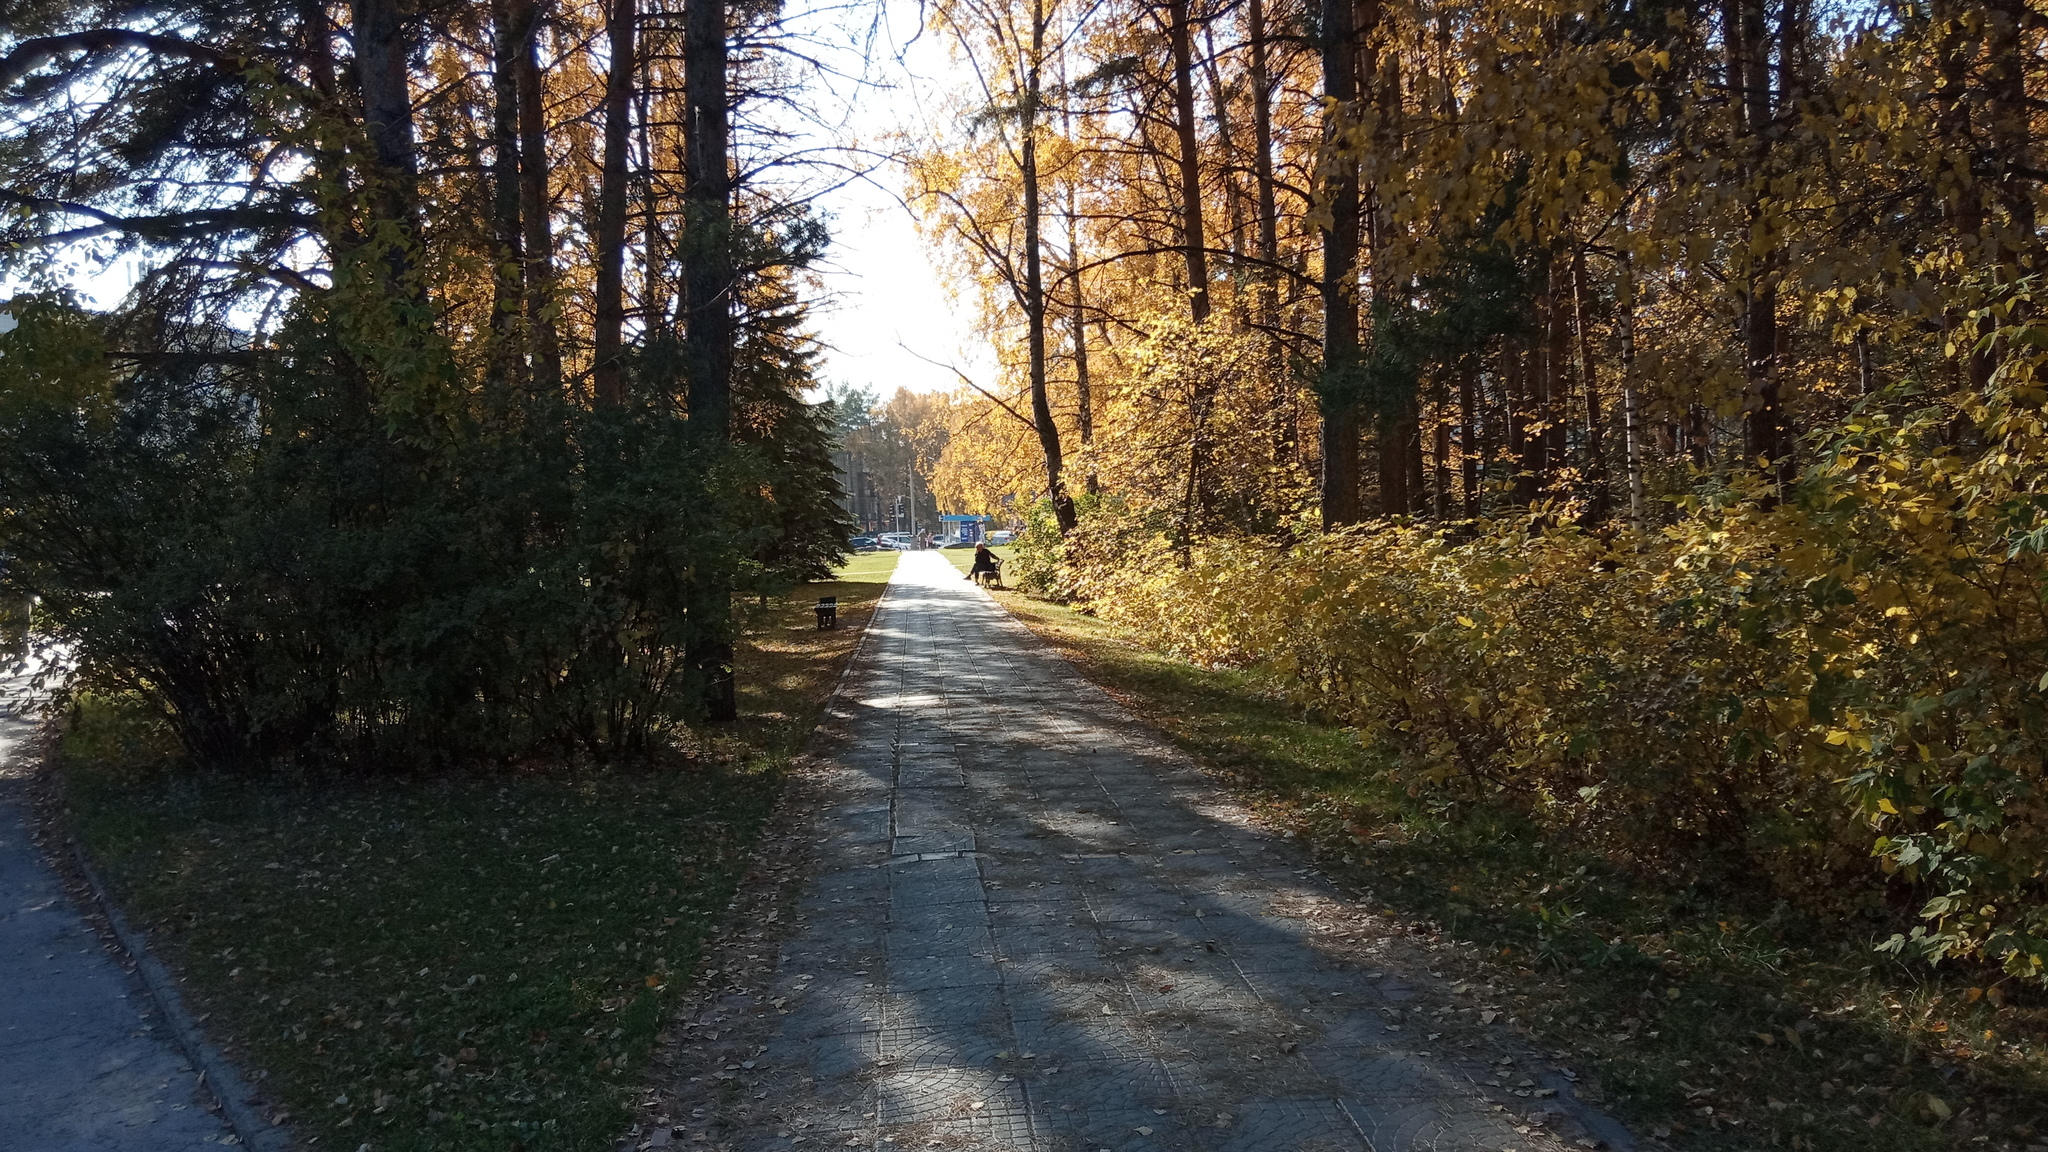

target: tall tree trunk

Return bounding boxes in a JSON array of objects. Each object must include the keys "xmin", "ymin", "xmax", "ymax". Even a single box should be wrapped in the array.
[
  {"xmin": 1023, "ymin": 0, "xmax": 1077, "ymax": 534},
  {"xmin": 1200, "ymin": 27, "xmax": 1246, "ymax": 276},
  {"xmin": 1365, "ymin": 13, "xmax": 1409, "ymax": 518},
  {"xmin": 516, "ymin": 0, "xmax": 563, "ymax": 394},
  {"xmin": 1572, "ymin": 247, "xmax": 1610, "ymax": 519},
  {"xmin": 350, "ymin": 0, "xmax": 420, "ymax": 279},
  {"xmin": 592, "ymin": 0, "xmax": 635, "ymax": 407},
  {"xmin": 1459, "ymin": 363, "xmax": 1479, "ymax": 518},
  {"xmin": 1067, "ymin": 245, "xmax": 1098, "ymax": 496},
  {"xmin": 1058, "ymin": 98, "xmax": 1099, "ymax": 499},
  {"xmin": 1166, "ymin": 0, "xmax": 1210, "ymax": 323},
  {"xmin": 1432, "ymin": 412, "xmax": 1450, "ymax": 519},
  {"xmin": 1617, "ymin": 249, "xmax": 1645, "ymax": 530},
  {"xmin": 1248, "ymin": 0, "xmax": 1291, "ymax": 461},
  {"xmin": 1543, "ymin": 260, "xmax": 1569, "ymax": 490},
  {"xmin": 1985, "ymin": 0, "xmax": 2039, "ymax": 273},
  {"xmin": 1318, "ymin": 0, "xmax": 1363, "ymax": 528},
  {"xmin": 1729, "ymin": 0, "xmax": 1788, "ymax": 478},
  {"xmin": 1376, "ymin": 408, "xmax": 1407, "ymax": 516},
  {"xmin": 1403, "ymin": 400, "xmax": 1424, "ymax": 515},
  {"xmin": 1072, "ymin": 293, "xmax": 1097, "ymax": 496},
  {"xmin": 489, "ymin": 0, "xmax": 525, "ymax": 381},
  {"xmin": 1511, "ymin": 341, "xmax": 1540, "ymax": 506},
  {"xmin": 683, "ymin": 0, "xmax": 736, "ymax": 721}
]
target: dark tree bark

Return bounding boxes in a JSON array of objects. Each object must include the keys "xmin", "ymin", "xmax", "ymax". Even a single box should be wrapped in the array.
[
  {"xmin": 1318, "ymin": 0, "xmax": 1364, "ymax": 528},
  {"xmin": 683, "ymin": 0, "xmax": 737, "ymax": 721},
  {"xmin": 1572, "ymin": 247, "xmax": 1611, "ymax": 519},
  {"xmin": 1617, "ymin": 248, "xmax": 1646, "ymax": 528},
  {"xmin": 1022, "ymin": 0, "xmax": 1077, "ymax": 535},
  {"xmin": 515, "ymin": 0, "xmax": 563, "ymax": 393},
  {"xmin": 1247, "ymin": 0, "xmax": 1292, "ymax": 460},
  {"xmin": 1510, "ymin": 341, "xmax": 1540, "ymax": 506},
  {"xmin": 592, "ymin": 0, "xmax": 635, "ymax": 407},
  {"xmin": 1068, "ymin": 248, "xmax": 1098, "ymax": 496},
  {"xmin": 1165, "ymin": 0, "xmax": 1210, "ymax": 323},
  {"xmin": 349, "ymin": 0, "xmax": 420, "ymax": 272},
  {"xmin": 488, "ymin": 0, "xmax": 525, "ymax": 378},
  {"xmin": 1459, "ymin": 363, "xmax": 1479, "ymax": 519},
  {"xmin": 1727, "ymin": 0, "xmax": 1788, "ymax": 477},
  {"xmin": 1432, "ymin": 414, "xmax": 1450, "ymax": 520}
]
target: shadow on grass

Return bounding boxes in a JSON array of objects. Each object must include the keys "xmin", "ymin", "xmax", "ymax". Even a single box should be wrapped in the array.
[
  {"xmin": 56, "ymin": 554, "xmax": 899, "ymax": 1152},
  {"xmin": 988, "ymin": 589, "xmax": 2048, "ymax": 1152}
]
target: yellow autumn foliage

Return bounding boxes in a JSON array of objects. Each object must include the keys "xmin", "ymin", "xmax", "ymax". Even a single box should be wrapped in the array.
[{"xmin": 1044, "ymin": 283, "xmax": 2048, "ymax": 979}]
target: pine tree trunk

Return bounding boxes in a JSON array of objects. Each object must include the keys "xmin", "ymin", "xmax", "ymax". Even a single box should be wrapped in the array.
[
  {"xmin": 592, "ymin": 0, "xmax": 635, "ymax": 407},
  {"xmin": 1248, "ymin": 0, "xmax": 1292, "ymax": 461},
  {"xmin": 516, "ymin": 0, "xmax": 563, "ymax": 394},
  {"xmin": 1460, "ymin": 364, "xmax": 1479, "ymax": 519},
  {"xmin": 350, "ymin": 0, "xmax": 420, "ymax": 283},
  {"xmin": 1069, "ymin": 253, "xmax": 1098, "ymax": 496},
  {"xmin": 1166, "ymin": 0, "xmax": 1210, "ymax": 323},
  {"xmin": 684, "ymin": 0, "xmax": 736, "ymax": 721},
  {"xmin": 1511, "ymin": 341, "xmax": 1539, "ymax": 507},
  {"xmin": 489, "ymin": 0, "xmax": 526, "ymax": 382},
  {"xmin": 1618, "ymin": 250, "xmax": 1645, "ymax": 530},
  {"xmin": 1573, "ymin": 247, "xmax": 1610, "ymax": 519},
  {"xmin": 1318, "ymin": 0, "xmax": 1363, "ymax": 528},
  {"xmin": 1432, "ymin": 414, "xmax": 1450, "ymax": 520},
  {"xmin": 1730, "ymin": 0, "xmax": 1788, "ymax": 479},
  {"xmin": 1023, "ymin": 0, "xmax": 1077, "ymax": 534}
]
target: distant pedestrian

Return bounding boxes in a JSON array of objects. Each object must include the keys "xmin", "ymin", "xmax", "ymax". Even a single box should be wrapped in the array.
[{"xmin": 968, "ymin": 543, "xmax": 1002, "ymax": 587}]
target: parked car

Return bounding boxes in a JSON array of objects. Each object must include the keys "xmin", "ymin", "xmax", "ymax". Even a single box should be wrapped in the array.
[
  {"xmin": 876, "ymin": 533, "xmax": 915, "ymax": 550},
  {"xmin": 848, "ymin": 536, "xmax": 880, "ymax": 553},
  {"xmin": 942, "ymin": 537, "xmax": 976, "ymax": 549},
  {"xmin": 987, "ymin": 531, "xmax": 1016, "ymax": 546}
]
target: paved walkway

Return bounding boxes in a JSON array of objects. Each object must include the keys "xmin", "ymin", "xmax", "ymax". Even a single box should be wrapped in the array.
[
  {"xmin": 0, "ymin": 675, "xmax": 235, "ymax": 1149},
  {"xmin": 684, "ymin": 553, "xmax": 1630, "ymax": 1152}
]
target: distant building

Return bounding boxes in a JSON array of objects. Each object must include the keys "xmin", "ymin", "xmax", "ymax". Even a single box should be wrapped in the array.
[{"xmin": 939, "ymin": 514, "xmax": 992, "ymax": 543}]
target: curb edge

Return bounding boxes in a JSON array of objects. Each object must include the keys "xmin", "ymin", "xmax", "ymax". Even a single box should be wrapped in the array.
[{"xmin": 70, "ymin": 845, "xmax": 294, "ymax": 1152}]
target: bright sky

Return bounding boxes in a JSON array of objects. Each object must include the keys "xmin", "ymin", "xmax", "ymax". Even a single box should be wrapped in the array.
[
  {"xmin": 807, "ymin": 168, "xmax": 986, "ymax": 398},
  {"xmin": 799, "ymin": 0, "xmax": 991, "ymax": 397}
]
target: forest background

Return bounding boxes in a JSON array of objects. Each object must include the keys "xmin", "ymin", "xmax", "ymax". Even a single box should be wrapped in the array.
[{"xmin": 889, "ymin": 0, "xmax": 2048, "ymax": 1003}]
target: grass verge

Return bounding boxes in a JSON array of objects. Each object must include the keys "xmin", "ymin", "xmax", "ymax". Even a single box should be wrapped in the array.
[
  {"xmin": 983, "ymin": 585, "xmax": 2048, "ymax": 1152},
  {"xmin": 56, "ymin": 551, "xmax": 896, "ymax": 1152}
]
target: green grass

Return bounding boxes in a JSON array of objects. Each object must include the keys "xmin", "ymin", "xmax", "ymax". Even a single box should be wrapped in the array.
[
  {"xmin": 59, "ymin": 554, "xmax": 896, "ymax": 1152},
  {"xmin": 985, "ymin": 588, "xmax": 2048, "ymax": 1152}
]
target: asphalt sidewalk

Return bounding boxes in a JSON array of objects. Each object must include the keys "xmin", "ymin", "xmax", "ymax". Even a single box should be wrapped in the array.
[
  {"xmin": 664, "ymin": 551, "xmax": 1636, "ymax": 1152},
  {"xmin": 0, "ymin": 675, "xmax": 236, "ymax": 1149}
]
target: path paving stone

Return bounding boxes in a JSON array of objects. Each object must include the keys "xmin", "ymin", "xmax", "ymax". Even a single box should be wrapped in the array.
[
  {"xmin": 672, "ymin": 553, "xmax": 1634, "ymax": 1151},
  {"xmin": 0, "ymin": 676, "xmax": 237, "ymax": 1150}
]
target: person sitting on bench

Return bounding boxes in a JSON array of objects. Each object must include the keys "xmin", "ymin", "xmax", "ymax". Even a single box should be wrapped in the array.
[{"xmin": 968, "ymin": 543, "xmax": 1003, "ymax": 587}]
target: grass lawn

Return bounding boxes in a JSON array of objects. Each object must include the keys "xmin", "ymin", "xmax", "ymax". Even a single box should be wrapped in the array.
[
  {"xmin": 982, "ymin": 584, "xmax": 2048, "ymax": 1152},
  {"xmin": 57, "ymin": 550, "xmax": 897, "ymax": 1152}
]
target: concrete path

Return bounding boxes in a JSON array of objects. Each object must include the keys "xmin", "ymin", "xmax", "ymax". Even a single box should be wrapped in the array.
[
  {"xmin": 0, "ymin": 676, "xmax": 236, "ymax": 1149},
  {"xmin": 683, "ymin": 552, "xmax": 1628, "ymax": 1152}
]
